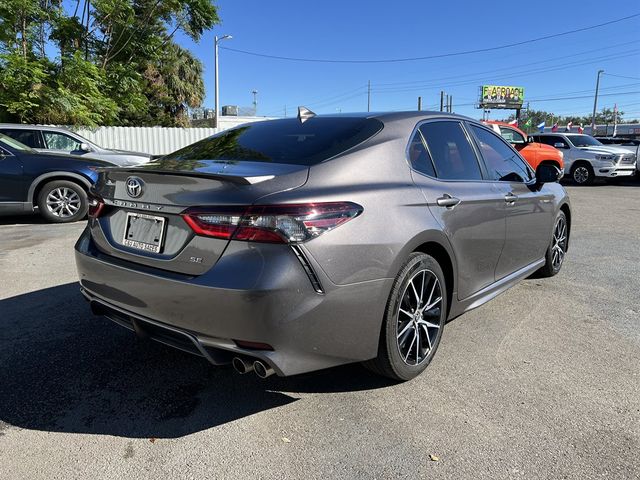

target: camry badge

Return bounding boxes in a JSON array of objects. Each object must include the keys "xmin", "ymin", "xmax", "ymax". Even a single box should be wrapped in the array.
[{"xmin": 125, "ymin": 176, "xmax": 144, "ymax": 198}]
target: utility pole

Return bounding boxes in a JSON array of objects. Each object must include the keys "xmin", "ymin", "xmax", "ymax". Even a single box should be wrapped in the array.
[
  {"xmin": 252, "ymin": 90, "xmax": 258, "ymax": 115},
  {"xmin": 440, "ymin": 91, "xmax": 444, "ymax": 112},
  {"xmin": 367, "ymin": 80, "xmax": 371, "ymax": 112},
  {"xmin": 417, "ymin": 96, "xmax": 422, "ymax": 111},
  {"xmin": 591, "ymin": 69, "xmax": 604, "ymax": 135},
  {"xmin": 448, "ymin": 95, "xmax": 453, "ymax": 113},
  {"xmin": 284, "ymin": 105, "xmax": 287, "ymax": 118},
  {"xmin": 214, "ymin": 34, "xmax": 233, "ymax": 128}
]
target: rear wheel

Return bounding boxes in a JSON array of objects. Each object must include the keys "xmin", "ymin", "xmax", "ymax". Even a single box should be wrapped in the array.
[
  {"xmin": 364, "ymin": 252, "xmax": 447, "ymax": 381},
  {"xmin": 537, "ymin": 211, "xmax": 568, "ymax": 278},
  {"xmin": 571, "ymin": 162, "xmax": 594, "ymax": 185},
  {"xmin": 37, "ymin": 180, "xmax": 88, "ymax": 223}
]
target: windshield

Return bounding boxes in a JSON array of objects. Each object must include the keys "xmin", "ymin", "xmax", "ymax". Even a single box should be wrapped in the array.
[
  {"xmin": 0, "ymin": 133, "xmax": 35, "ymax": 152},
  {"xmin": 567, "ymin": 135, "xmax": 603, "ymax": 147},
  {"xmin": 162, "ymin": 117, "xmax": 384, "ymax": 166}
]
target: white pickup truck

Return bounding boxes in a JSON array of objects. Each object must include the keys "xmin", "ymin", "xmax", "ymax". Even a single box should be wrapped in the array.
[{"xmin": 531, "ymin": 133, "xmax": 637, "ymax": 185}]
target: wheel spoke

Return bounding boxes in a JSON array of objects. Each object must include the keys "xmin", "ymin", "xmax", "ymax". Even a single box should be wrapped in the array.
[
  {"xmin": 421, "ymin": 296, "xmax": 442, "ymax": 314},
  {"xmin": 404, "ymin": 331, "xmax": 417, "ymax": 362},
  {"xmin": 415, "ymin": 327, "xmax": 420, "ymax": 365},
  {"xmin": 418, "ymin": 319, "xmax": 440, "ymax": 329},
  {"xmin": 409, "ymin": 279, "xmax": 420, "ymax": 307},
  {"xmin": 420, "ymin": 323, "xmax": 433, "ymax": 350},
  {"xmin": 397, "ymin": 321, "xmax": 414, "ymax": 339}
]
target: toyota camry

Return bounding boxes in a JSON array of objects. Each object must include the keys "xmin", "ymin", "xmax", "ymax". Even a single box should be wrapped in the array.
[{"xmin": 75, "ymin": 110, "xmax": 570, "ymax": 381}]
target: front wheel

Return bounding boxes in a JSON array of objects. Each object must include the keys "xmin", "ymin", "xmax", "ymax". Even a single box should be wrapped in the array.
[
  {"xmin": 571, "ymin": 163, "xmax": 594, "ymax": 185},
  {"xmin": 37, "ymin": 180, "xmax": 88, "ymax": 223},
  {"xmin": 537, "ymin": 211, "xmax": 568, "ymax": 278},
  {"xmin": 364, "ymin": 252, "xmax": 447, "ymax": 381}
]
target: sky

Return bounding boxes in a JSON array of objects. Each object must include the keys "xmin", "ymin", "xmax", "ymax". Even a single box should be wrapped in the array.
[{"xmin": 176, "ymin": 0, "xmax": 640, "ymax": 121}]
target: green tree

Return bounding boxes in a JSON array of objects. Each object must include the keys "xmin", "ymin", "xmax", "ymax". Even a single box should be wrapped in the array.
[{"xmin": 0, "ymin": 0, "xmax": 219, "ymax": 126}]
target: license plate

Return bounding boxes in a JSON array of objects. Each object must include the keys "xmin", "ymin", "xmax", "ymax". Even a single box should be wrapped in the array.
[{"xmin": 122, "ymin": 212, "xmax": 166, "ymax": 253}]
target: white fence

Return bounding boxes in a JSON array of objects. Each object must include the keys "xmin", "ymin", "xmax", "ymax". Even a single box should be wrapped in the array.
[{"xmin": 72, "ymin": 116, "xmax": 272, "ymax": 156}]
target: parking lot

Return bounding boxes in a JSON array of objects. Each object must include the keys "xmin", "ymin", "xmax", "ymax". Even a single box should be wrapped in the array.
[{"xmin": 0, "ymin": 182, "xmax": 639, "ymax": 479}]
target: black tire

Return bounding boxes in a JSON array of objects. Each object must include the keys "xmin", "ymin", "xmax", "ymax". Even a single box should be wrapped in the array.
[
  {"xmin": 364, "ymin": 252, "xmax": 447, "ymax": 381},
  {"xmin": 37, "ymin": 180, "xmax": 88, "ymax": 223},
  {"xmin": 537, "ymin": 210, "xmax": 568, "ymax": 278},
  {"xmin": 570, "ymin": 162, "xmax": 594, "ymax": 185}
]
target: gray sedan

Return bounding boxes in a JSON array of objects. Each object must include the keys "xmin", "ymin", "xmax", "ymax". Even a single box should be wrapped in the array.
[
  {"xmin": 0, "ymin": 124, "xmax": 151, "ymax": 166},
  {"xmin": 75, "ymin": 111, "xmax": 570, "ymax": 381}
]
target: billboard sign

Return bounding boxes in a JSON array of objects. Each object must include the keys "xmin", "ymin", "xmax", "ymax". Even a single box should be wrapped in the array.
[{"xmin": 479, "ymin": 85, "xmax": 524, "ymax": 109}]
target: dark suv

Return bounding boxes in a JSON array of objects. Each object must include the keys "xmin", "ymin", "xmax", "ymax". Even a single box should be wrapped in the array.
[{"xmin": 0, "ymin": 134, "xmax": 114, "ymax": 222}]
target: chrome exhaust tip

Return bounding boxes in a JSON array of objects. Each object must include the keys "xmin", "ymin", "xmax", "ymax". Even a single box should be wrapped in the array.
[
  {"xmin": 253, "ymin": 360, "xmax": 275, "ymax": 379},
  {"xmin": 232, "ymin": 356, "xmax": 254, "ymax": 374}
]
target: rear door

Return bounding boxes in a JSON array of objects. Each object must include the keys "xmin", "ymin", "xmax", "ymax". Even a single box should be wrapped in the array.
[
  {"xmin": 468, "ymin": 124, "xmax": 554, "ymax": 278},
  {"xmin": 409, "ymin": 119, "xmax": 506, "ymax": 300},
  {"xmin": 0, "ymin": 146, "xmax": 26, "ymax": 202}
]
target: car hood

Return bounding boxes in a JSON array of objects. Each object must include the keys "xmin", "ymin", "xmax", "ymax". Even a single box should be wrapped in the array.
[
  {"xmin": 25, "ymin": 151, "xmax": 116, "ymax": 167},
  {"xmin": 107, "ymin": 148, "xmax": 152, "ymax": 158},
  {"xmin": 577, "ymin": 145, "xmax": 633, "ymax": 155}
]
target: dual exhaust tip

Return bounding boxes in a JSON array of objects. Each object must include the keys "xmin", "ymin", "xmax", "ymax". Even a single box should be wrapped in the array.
[{"xmin": 232, "ymin": 356, "xmax": 274, "ymax": 379}]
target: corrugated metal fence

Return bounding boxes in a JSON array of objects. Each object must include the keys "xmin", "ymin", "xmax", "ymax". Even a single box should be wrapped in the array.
[{"xmin": 71, "ymin": 116, "xmax": 271, "ymax": 156}]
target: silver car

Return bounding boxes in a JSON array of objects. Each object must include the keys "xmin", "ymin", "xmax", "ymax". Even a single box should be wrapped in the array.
[
  {"xmin": 0, "ymin": 124, "xmax": 151, "ymax": 166},
  {"xmin": 75, "ymin": 111, "xmax": 571, "ymax": 381}
]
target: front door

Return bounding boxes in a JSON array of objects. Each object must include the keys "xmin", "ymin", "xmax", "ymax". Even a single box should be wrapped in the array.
[{"xmin": 0, "ymin": 148, "xmax": 26, "ymax": 203}]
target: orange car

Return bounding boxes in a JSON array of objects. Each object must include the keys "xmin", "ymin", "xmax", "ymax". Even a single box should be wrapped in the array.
[{"xmin": 483, "ymin": 121, "xmax": 564, "ymax": 176}]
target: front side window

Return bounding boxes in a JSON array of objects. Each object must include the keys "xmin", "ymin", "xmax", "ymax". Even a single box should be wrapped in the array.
[
  {"xmin": 418, "ymin": 121, "xmax": 482, "ymax": 181},
  {"xmin": 535, "ymin": 135, "xmax": 568, "ymax": 148},
  {"xmin": 407, "ymin": 130, "xmax": 436, "ymax": 177},
  {"xmin": 470, "ymin": 125, "xmax": 532, "ymax": 183},
  {"xmin": 43, "ymin": 132, "xmax": 82, "ymax": 151},
  {"xmin": 499, "ymin": 126, "xmax": 526, "ymax": 144}
]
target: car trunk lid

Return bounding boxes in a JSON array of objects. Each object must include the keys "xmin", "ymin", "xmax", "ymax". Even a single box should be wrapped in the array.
[{"xmin": 88, "ymin": 160, "xmax": 309, "ymax": 275}]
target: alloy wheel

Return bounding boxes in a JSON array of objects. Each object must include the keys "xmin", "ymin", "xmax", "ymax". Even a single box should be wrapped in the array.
[
  {"xmin": 396, "ymin": 269, "xmax": 443, "ymax": 366},
  {"xmin": 573, "ymin": 166, "xmax": 590, "ymax": 184},
  {"xmin": 552, "ymin": 216, "xmax": 567, "ymax": 270},
  {"xmin": 46, "ymin": 187, "xmax": 81, "ymax": 218}
]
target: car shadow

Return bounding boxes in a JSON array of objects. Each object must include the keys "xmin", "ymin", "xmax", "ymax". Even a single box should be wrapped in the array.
[{"xmin": 0, "ymin": 283, "xmax": 395, "ymax": 439}]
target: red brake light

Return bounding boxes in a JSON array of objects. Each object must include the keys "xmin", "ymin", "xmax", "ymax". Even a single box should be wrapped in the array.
[{"xmin": 181, "ymin": 202, "xmax": 362, "ymax": 244}]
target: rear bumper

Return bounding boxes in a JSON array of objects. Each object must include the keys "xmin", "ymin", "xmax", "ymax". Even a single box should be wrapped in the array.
[{"xmin": 75, "ymin": 228, "xmax": 391, "ymax": 376}]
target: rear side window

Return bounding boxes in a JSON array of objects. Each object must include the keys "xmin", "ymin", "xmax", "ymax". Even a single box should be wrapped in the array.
[
  {"xmin": 162, "ymin": 117, "xmax": 384, "ymax": 166},
  {"xmin": 0, "ymin": 129, "xmax": 42, "ymax": 148},
  {"xmin": 419, "ymin": 121, "xmax": 482, "ymax": 181},
  {"xmin": 535, "ymin": 135, "xmax": 567, "ymax": 148},
  {"xmin": 407, "ymin": 131, "xmax": 436, "ymax": 177},
  {"xmin": 470, "ymin": 125, "xmax": 532, "ymax": 183}
]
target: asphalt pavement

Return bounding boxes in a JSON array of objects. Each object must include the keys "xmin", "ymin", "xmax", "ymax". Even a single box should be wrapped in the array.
[{"xmin": 1, "ymin": 181, "xmax": 639, "ymax": 480}]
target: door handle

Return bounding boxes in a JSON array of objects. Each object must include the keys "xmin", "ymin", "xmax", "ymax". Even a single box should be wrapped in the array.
[
  {"xmin": 504, "ymin": 192, "xmax": 518, "ymax": 203},
  {"xmin": 436, "ymin": 194, "xmax": 461, "ymax": 208}
]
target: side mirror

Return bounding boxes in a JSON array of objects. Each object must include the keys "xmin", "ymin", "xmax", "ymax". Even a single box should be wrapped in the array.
[
  {"xmin": 536, "ymin": 164, "xmax": 560, "ymax": 184},
  {"xmin": 553, "ymin": 142, "xmax": 567, "ymax": 149},
  {"xmin": 80, "ymin": 142, "xmax": 91, "ymax": 152}
]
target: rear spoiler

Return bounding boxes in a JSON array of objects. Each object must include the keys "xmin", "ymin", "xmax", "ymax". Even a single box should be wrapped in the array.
[{"xmin": 95, "ymin": 167, "xmax": 274, "ymax": 185}]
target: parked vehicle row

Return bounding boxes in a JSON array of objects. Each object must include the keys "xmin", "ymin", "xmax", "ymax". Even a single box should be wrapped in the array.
[
  {"xmin": 0, "ymin": 124, "xmax": 151, "ymax": 166},
  {"xmin": 75, "ymin": 111, "xmax": 570, "ymax": 381},
  {"xmin": 531, "ymin": 133, "xmax": 637, "ymax": 185}
]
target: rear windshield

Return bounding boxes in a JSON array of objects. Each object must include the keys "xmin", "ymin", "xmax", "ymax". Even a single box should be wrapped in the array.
[{"xmin": 163, "ymin": 117, "xmax": 384, "ymax": 166}]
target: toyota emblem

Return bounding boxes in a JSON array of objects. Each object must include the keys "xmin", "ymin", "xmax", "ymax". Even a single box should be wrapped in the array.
[{"xmin": 126, "ymin": 176, "xmax": 144, "ymax": 198}]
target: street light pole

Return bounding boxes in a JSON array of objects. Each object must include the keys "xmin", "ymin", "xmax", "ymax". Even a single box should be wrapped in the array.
[
  {"xmin": 214, "ymin": 34, "xmax": 232, "ymax": 129},
  {"xmin": 590, "ymin": 69, "xmax": 604, "ymax": 135}
]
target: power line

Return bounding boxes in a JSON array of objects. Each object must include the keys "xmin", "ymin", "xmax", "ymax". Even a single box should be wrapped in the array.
[
  {"xmin": 603, "ymin": 73, "xmax": 640, "ymax": 81},
  {"xmin": 219, "ymin": 13, "xmax": 640, "ymax": 64}
]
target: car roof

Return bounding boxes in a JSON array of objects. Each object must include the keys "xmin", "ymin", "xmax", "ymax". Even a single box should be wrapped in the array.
[{"xmin": 0, "ymin": 123, "xmax": 76, "ymax": 133}]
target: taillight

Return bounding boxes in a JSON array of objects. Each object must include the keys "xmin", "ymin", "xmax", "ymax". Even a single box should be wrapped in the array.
[
  {"xmin": 87, "ymin": 192, "xmax": 105, "ymax": 218},
  {"xmin": 181, "ymin": 202, "xmax": 362, "ymax": 243}
]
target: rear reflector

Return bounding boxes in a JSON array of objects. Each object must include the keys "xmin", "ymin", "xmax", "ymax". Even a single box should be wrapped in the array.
[
  {"xmin": 88, "ymin": 192, "xmax": 105, "ymax": 218},
  {"xmin": 181, "ymin": 202, "xmax": 362, "ymax": 243}
]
